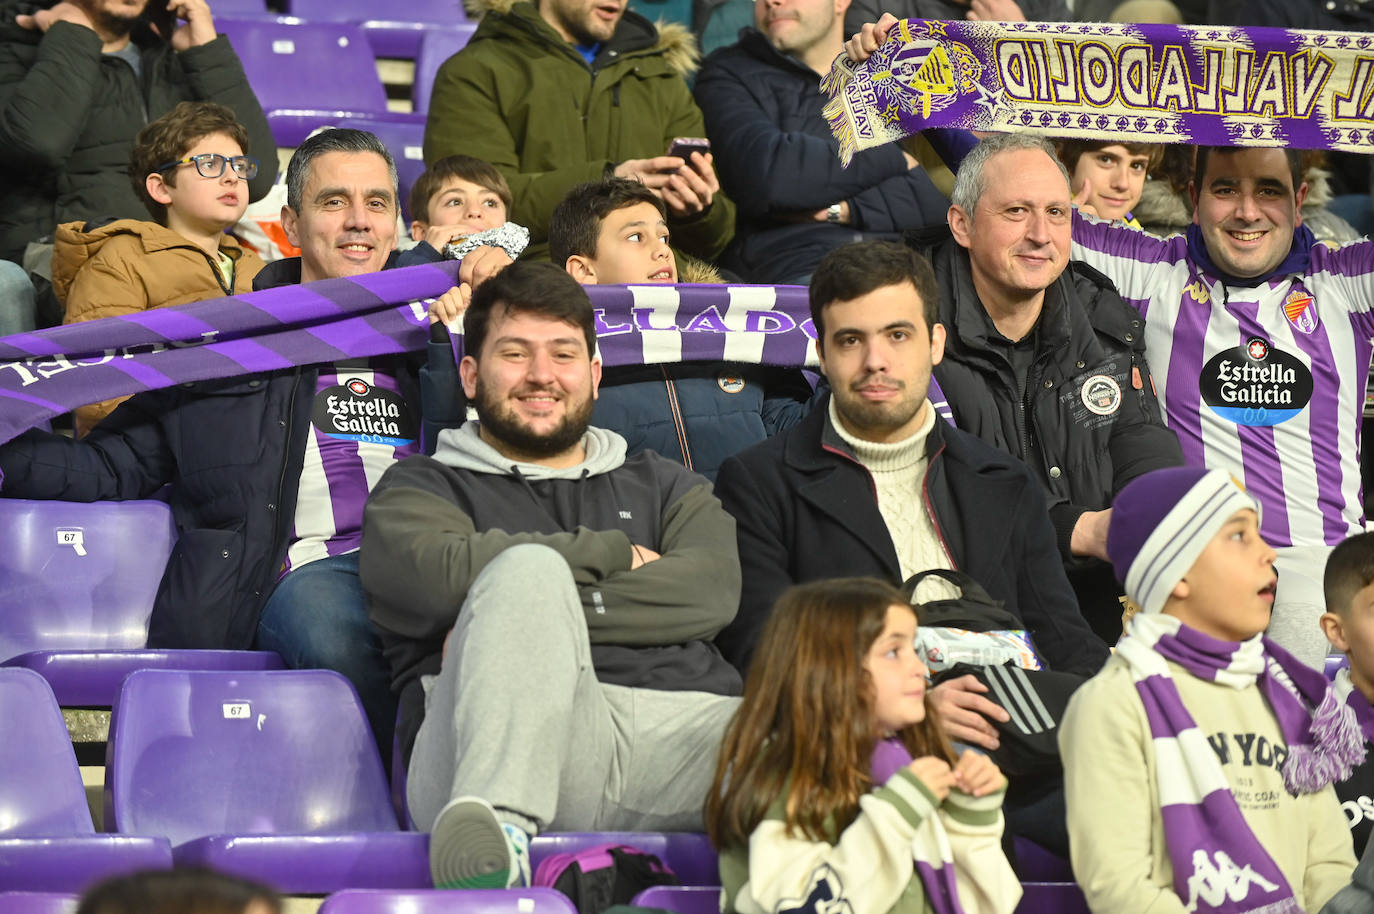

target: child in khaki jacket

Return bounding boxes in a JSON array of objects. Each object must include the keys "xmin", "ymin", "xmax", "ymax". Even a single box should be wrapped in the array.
[{"xmin": 53, "ymin": 101, "xmax": 264, "ymax": 435}]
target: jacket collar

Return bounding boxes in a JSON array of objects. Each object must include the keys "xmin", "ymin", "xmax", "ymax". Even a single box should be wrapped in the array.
[
  {"xmin": 251, "ymin": 251, "xmax": 401, "ymax": 291},
  {"xmin": 485, "ymin": 1, "xmax": 662, "ymax": 67},
  {"xmin": 783, "ymin": 392, "xmax": 945, "ymax": 473}
]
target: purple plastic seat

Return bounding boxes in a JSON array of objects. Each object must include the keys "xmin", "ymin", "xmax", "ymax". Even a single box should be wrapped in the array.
[
  {"xmin": 412, "ymin": 24, "xmax": 479, "ymax": 115},
  {"xmin": 287, "ymin": 0, "xmax": 468, "ymax": 58},
  {"xmin": 215, "ymin": 18, "xmax": 391, "ymax": 146},
  {"xmin": 1326, "ymin": 654, "xmax": 1349, "ymax": 680},
  {"xmin": 0, "ymin": 894, "xmax": 79, "ymax": 914},
  {"xmin": 319, "ymin": 888, "xmax": 579, "ymax": 914},
  {"xmin": 531, "ymin": 833, "xmax": 719, "ymax": 887},
  {"xmin": 630, "ymin": 885, "xmax": 722, "ymax": 914},
  {"xmin": 1014, "ymin": 882, "xmax": 1091, "ymax": 914},
  {"xmin": 1011, "ymin": 836, "xmax": 1074, "ymax": 881},
  {"xmin": 105, "ymin": 669, "xmax": 429, "ymax": 893},
  {"xmin": 0, "ymin": 498, "xmax": 284, "ymax": 707},
  {"xmin": 0, "ymin": 668, "xmax": 172, "ymax": 892},
  {"xmin": 334, "ymin": 116, "xmax": 428, "ymax": 222},
  {"xmin": 210, "ymin": 0, "xmax": 273, "ymax": 14}
]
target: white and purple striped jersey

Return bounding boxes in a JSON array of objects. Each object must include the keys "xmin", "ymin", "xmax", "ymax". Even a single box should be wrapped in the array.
[
  {"xmin": 282, "ymin": 358, "xmax": 420, "ymax": 577},
  {"xmin": 1072, "ymin": 215, "xmax": 1374, "ymax": 549}
]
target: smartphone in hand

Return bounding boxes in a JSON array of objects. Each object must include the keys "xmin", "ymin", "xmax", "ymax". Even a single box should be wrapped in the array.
[{"xmin": 667, "ymin": 137, "xmax": 710, "ymax": 163}]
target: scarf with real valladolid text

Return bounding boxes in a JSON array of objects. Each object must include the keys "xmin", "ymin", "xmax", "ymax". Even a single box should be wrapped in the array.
[
  {"xmin": 1115, "ymin": 613, "xmax": 1366, "ymax": 914},
  {"xmin": 0, "ymin": 264, "xmax": 820, "ymax": 467},
  {"xmin": 822, "ymin": 19, "xmax": 1374, "ymax": 166}
]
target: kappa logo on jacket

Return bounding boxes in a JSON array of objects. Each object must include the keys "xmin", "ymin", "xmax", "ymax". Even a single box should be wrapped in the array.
[{"xmin": 1182, "ymin": 850, "xmax": 1280, "ymax": 913}]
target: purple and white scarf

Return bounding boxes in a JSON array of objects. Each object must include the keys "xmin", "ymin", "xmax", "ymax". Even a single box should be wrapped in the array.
[
  {"xmin": 1333, "ymin": 666, "xmax": 1374, "ymax": 745},
  {"xmin": 822, "ymin": 20, "xmax": 1374, "ymax": 166},
  {"xmin": 1116, "ymin": 613, "xmax": 1366, "ymax": 914}
]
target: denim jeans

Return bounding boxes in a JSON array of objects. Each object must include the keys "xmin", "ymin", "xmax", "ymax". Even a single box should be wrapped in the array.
[{"xmin": 256, "ymin": 552, "xmax": 397, "ymax": 766}]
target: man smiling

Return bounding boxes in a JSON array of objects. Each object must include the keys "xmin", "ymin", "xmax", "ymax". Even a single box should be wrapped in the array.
[
  {"xmin": 1071, "ymin": 145, "xmax": 1374, "ymax": 669},
  {"xmin": 360, "ymin": 261, "xmax": 742, "ymax": 889}
]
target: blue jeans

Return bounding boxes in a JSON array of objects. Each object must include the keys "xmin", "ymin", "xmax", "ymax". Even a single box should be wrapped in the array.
[
  {"xmin": 0, "ymin": 260, "xmax": 36, "ymax": 337},
  {"xmin": 256, "ymin": 552, "xmax": 397, "ymax": 766}
]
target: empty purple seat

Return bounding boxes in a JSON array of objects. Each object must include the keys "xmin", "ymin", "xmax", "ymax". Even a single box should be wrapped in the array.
[
  {"xmin": 0, "ymin": 499, "xmax": 175, "ymax": 660},
  {"xmin": 210, "ymin": 0, "xmax": 272, "ymax": 14},
  {"xmin": 412, "ymin": 24, "xmax": 479, "ymax": 115},
  {"xmin": 335, "ymin": 116, "xmax": 428, "ymax": 222},
  {"xmin": 630, "ymin": 886, "xmax": 722, "ymax": 914},
  {"xmin": 0, "ymin": 894, "xmax": 79, "ymax": 914},
  {"xmin": 0, "ymin": 668, "xmax": 172, "ymax": 892},
  {"xmin": 1014, "ymin": 882, "xmax": 1091, "ymax": 914},
  {"xmin": 105, "ymin": 669, "xmax": 428, "ymax": 893},
  {"xmin": 287, "ymin": 0, "xmax": 468, "ymax": 58},
  {"xmin": 215, "ymin": 19, "xmax": 391, "ymax": 146},
  {"xmin": 319, "ymin": 888, "xmax": 579, "ymax": 914},
  {"xmin": 531, "ymin": 833, "xmax": 719, "ymax": 887},
  {"xmin": 0, "ymin": 498, "xmax": 284, "ymax": 707}
]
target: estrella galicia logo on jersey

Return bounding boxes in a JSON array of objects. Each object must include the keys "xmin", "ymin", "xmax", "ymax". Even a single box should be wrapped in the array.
[
  {"xmin": 1283, "ymin": 289, "xmax": 1319, "ymax": 335},
  {"xmin": 1200, "ymin": 340, "xmax": 1313, "ymax": 427},
  {"xmin": 312, "ymin": 378, "xmax": 417, "ymax": 446}
]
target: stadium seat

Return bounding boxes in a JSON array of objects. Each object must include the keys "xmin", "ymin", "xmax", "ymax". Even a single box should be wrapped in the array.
[
  {"xmin": 0, "ymin": 668, "xmax": 172, "ymax": 892},
  {"xmin": 1012, "ymin": 836, "xmax": 1074, "ymax": 881},
  {"xmin": 286, "ymin": 0, "xmax": 469, "ymax": 58},
  {"xmin": 0, "ymin": 498, "xmax": 283, "ymax": 707},
  {"xmin": 335, "ymin": 116, "xmax": 428, "ymax": 223},
  {"xmin": 0, "ymin": 894, "xmax": 79, "ymax": 914},
  {"xmin": 412, "ymin": 25, "xmax": 480, "ymax": 116},
  {"xmin": 1326, "ymin": 654, "xmax": 1350, "ymax": 680},
  {"xmin": 209, "ymin": 0, "xmax": 273, "ymax": 15},
  {"xmin": 319, "ymin": 888, "xmax": 579, "ymax": 914},
  {"xmin": 215, "ymin": 18, "xmax": 392, "ymax": 146},
  {"xmin": 630, "ymin": 885, "xmax": 722, "ymax": 914},
  {"xmin": 105, "ymin": 669, "xmax": 429, "ymax": 893},
  {"xmin": 1015, "ymin": 883, "xmax": 1091, "ymax": 914}
]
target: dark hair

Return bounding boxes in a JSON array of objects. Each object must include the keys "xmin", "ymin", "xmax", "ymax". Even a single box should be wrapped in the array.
[
  {"xmin": 77, "ymin": 867, "xmax": 280, "ymax": 914},
  {"xmin": 464, "ymin": 261, "xmax": 597, "ymax": 360},
  {"xmin": 129, "ymin": 101, "xmax": 250, "ymax": 224},
  {"xmin": 1055, "ymin": 138, "xmax": 1164, "ymax": 174},
  {"xmin": 1325, "ymin": 531, "xmax": 1374, "ymax": 617},
  {"xmin": 705, "ymin": 577, "xmax": 954, "ymax": 849},
  {"xmin": 1193, "ymin": 146, "xmax": 1303, "ymax": 197},
  {"xmin": 408, "ymin": 154, "xmax": 513, "ymax": 226},
  {"xmin": 548, "ymin": 177, "xmax": 667, "ymax": 268},
  {"xmin": 808, "ymin": 241, "xmax": 939, "ymax": 347},
  {"xmin": 285, "ymin": 128, "xmax": 397, "ymax": 213}
]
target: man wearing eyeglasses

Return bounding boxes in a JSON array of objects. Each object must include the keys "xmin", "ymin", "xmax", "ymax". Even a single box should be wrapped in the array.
[
  {"xmin": 0, "ymin": 0, "xmax": 276, "ymax": 272},
  {"xmin": 0, "ymin": 128, "xmax": 510, "ymax": 763}
]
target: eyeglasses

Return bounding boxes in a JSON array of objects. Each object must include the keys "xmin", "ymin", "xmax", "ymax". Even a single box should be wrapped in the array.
[{"xmin": 157, "ymin": 153, "xmax": 259, "ymax": 181}]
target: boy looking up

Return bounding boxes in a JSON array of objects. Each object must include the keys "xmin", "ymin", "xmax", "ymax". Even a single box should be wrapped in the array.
[
  {"xmin": 407, "ymin": 155, "xmax": 513, "ymax": 260},
  {"xmin": 1061, "ymin": 466, "xmax": 1358, "ymax": 914}
]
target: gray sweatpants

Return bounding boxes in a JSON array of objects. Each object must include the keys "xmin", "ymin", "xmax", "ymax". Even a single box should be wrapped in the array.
[{"xmin": 407, "ymin": 543, "xmax": 740, "ymax": 835}]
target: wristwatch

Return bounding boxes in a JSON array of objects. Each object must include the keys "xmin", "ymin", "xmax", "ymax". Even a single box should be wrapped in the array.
[{"xmin": 827, "ymin": 203, "xmax": 843, "ymax": 224}]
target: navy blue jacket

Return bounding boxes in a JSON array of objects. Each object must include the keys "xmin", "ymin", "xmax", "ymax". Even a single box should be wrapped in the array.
[
  {"xmin": 0, "ymin": 257, "xmax": 421, "ymax": 650},
  {"xmin": 693, "ymin": 29, "xmax": 949, "ymax": 283},
  {"xmin": 713, "ymin": 397, "xmax": 1112, "ymax": 676}
]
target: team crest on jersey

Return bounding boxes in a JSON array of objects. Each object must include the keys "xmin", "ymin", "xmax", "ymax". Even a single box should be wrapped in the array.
[
  {"xmin": 1199, "ymin": 338, "xmax": 1313, "ymax": 427},
  {"xmin": 312, "ymin": 377, "xmax": 417, "ymax": 446},
  {"xmin": 1080, "ymin": 375, "xmax": 1122, "ymax": 416},
  {"xmin": 1283, "ymin": 290, "xmax": 1319, "ymax": 335}
]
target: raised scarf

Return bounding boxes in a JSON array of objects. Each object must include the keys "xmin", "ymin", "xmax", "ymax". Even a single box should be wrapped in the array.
[{"xmin": 822, "ymin": 20, "xmax": 1374, "ymax": 165}]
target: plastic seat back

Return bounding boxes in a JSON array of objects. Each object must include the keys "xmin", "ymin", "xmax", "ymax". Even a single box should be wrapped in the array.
[
  {"xmin": 412, "ymin": 24, "xmax": 479, "ymax": 115},
  {"xmin": 335, "ymin": 116, "xmax": 427, "ymax": 222},
  {"xmin": 0, "ymin": 668, "xmax": 94, "ymax": 835},
  {"xmin": 630, "ymin": 886, "xmax": 722, "ymax": 914},
  {"xmin": 0, "ymin": 499, "xmax": 176, "ymax": 661},
  {"xmin": 106, "ymin": 669, "xmax": 395, "ymax": 846},
  {"xmin": 319, "ymin": 888, "xmax": 579, "ymax": 914}
]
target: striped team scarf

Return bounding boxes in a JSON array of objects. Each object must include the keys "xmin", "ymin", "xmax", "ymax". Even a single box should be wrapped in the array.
[
  {"xmin": 0, "ymin": 266, "xmax": 819, "ymax": 456},
  {"xmin": 1116, "ymin": 613, "xmax": 1366, "ymax": 914},
  {"xmin": 1333, "ymin": 667, "xmax": 1374, "ymax": 744},
  {"xmin": 822, "ymin": 20, "xmax": 1374, "ymax": 166}
]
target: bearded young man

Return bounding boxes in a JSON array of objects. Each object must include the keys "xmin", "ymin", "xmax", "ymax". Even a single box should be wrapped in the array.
[{"xmin": 359, "ymin": 261, "xmax": 743, "ymax": 890}]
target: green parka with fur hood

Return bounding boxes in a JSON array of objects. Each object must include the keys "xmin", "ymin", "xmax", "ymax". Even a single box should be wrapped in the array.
[{"xmin": 423, "ymin": 0, "xmax": 735, "ymax": 264}]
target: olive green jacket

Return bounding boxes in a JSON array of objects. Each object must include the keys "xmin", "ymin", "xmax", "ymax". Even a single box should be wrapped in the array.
[{"xmin": 423, "ymin": 0, "xmax": 735, "ymax": 264}]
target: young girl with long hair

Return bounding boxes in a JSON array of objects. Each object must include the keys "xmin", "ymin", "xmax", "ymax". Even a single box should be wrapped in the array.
[{"xmin": 705, "ymin": 578, "xmax": 1021, "ymax": 914}]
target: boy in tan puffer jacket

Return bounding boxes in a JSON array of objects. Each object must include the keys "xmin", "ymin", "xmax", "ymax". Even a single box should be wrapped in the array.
[{"xmin": 53, "ymin": 101, "xmax": 265, "ymax": 436}]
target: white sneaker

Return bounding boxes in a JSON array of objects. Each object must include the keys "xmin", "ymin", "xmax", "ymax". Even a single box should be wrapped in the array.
[{"xmin": 429, "ymin": 795, "xmax": 531, "ymax": 889}]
